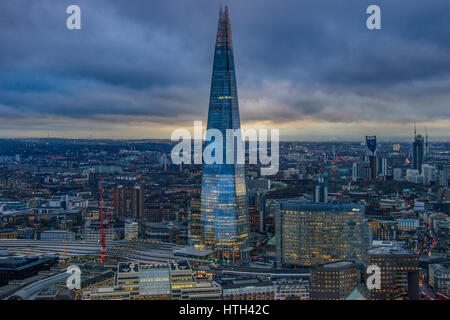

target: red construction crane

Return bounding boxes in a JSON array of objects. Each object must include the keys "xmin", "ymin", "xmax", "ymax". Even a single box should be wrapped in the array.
[{"xmin": 98, "ymin": 177, "xmax": 117, "ymax": 264}]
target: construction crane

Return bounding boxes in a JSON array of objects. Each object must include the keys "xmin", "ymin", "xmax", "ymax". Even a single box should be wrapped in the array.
[{"xmin": 98, "ymin": 177, "xmax": 117, "ymax": 264}]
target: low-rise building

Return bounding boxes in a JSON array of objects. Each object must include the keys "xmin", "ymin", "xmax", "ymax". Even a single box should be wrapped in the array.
[
  {"xmin": 40, "ymin": 230, "xmax": 75, "ymax": 241},
  {"xmin": 216, "ymin": 277, "xmax": 276, "ymax": 300},
  {"xmin": 274, "ymin": 278, "xmax": 309, "ymax": 300},
  {"xmin": 429, "ymin": 264, "xmax": 450, "ymax": 296}
]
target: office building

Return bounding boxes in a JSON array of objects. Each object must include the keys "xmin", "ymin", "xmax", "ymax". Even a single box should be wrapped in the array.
[
  {"xmin": 366, "ymin": 246, "xmax": 419, "ymax": 300},
  {"xmin": 393, "ymin": 168, "xmax": 402, "ymax": 181},
  {"xmin": 0, "ymin": 255, "xmax": 58, "ymax": 286},
  {"xmin": 275, "ymin": 201, "xmax": 370, "ymax": 266},
  {"xmin": 147, "ymin": 203, "xmax": 174, "ymax": 223},
  {"xmin": 216, "ymin": 277, "xmax": 276, "ymax": 300},
  {"xmin": 397, "ymin": 218, "xmax": 419, "ymax": 231},
  {"xmin": 248, "ymin": 191, "xmax": 265, "ymax": 233},
  {"xmin": 377, "ymin": 157, "xmax": 388, "ymax": 177},
  {"xmin": 146, "ymin": 221, "xmax": 187, "ymax": 244},
  {"xmin": 422, "ymin": 164, "xmax": 437, "ymax": 185},
  {"xmin": 310, "ymin": 261, "xmax": 359, "ymax": 300},
  {"xmin": 428, "ymin": 264, "xmax": 450, "ymax": 296},
  {"xmin": 438, "ymin": 165, "xmax": 449, "ymax": 187},
  {"xmin": 40, "ymin": 230, "xmax": 75, "ymax": 241},
  {"xmin": 406, "ymin": 169, "xmax": 422, "ymax": 184},
  {"xmin": 247, "ymin": 177, "xmax": 271, "ymax": 191},
  {"xmin": 169, "ymin": 260, "xmax": 221, "ymax": 300},
  {"xmin": 274, "ymin": 278, "xmax": 309, "ymax": 300},
  {"xmin": 314, "ymin": 174, "xmax": 328, "ymax": 203},
  {"xmin": 352, "ymin": 161, "xmax": 369, "ymax": 182},
  {"xmin": 124, "ymin": 221, "xmax": 139, "ymax": 240},
  {"xmin": 83, "ymin": 220, "xmax": 122, "ymax": 241},
  {"xmin": 200, "ymin": 6, "xmax": 250, "ymax": 262},
  {"xmin": 115, "ymin": 261, "xmax": 140, "ymax": 298},
  {"xmin": 188, "ymin": 198, "xmax": 202, "ymax": 247},
  {"xmin": 139, "ymin": 265, "xmax": 171, "ymax": 298},
  {"xmin": 82, "ymin": 287, "xmax": 130, "ymax": 300}
]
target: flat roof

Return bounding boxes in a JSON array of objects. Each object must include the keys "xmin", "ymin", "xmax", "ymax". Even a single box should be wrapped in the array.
[
  {"xmin": 368, "ymin": 246, "xmax": 413, "ymax": 255},
  {"xmin": 169, "ymin": 259, "xmax": 191, "ymax": 271},
  {"xmin": 322, "ymin": 261, "xmax": 354, "ymax": 268},
  {"xmin": 217, "ymin": 277, "xmax": 274, "ymax": 289},
  {"xmin": 173, "ymin": 246, "xmax": 215, "ymax": 257},
  {"xmin": 0, "ymin": 255, "xmax": 57, "ymax": 271}
]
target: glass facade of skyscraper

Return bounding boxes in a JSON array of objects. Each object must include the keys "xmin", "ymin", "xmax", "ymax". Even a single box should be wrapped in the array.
[
  {"xmin": 188, "ymin": 198, "xmax": 202, "ymax": 247},
  {"xmin": 275, "ymin": 201, "xmax": 370, "ymax": 266},
  {"xmin": 200, "ymin": 7, "xmax": 249, "ymax": 261},
  {"xmin": 413, "ymin": 134, "xmax": 425, "ymax": 174}
]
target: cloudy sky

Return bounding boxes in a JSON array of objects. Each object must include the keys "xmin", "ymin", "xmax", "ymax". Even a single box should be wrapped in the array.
[{"xmin": 0, "ymin": 0, "xmax": 449, "ymax": 141}]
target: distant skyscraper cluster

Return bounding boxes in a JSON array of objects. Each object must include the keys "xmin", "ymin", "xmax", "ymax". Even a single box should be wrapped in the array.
[{"xmin": 351, "ymin": 136, "xmax": 387, "ymax": 182}]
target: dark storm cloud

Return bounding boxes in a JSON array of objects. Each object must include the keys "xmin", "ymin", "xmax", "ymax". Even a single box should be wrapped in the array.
[{"xmin": 0, "ymin": 0, "xmax": 449, "ymax": 136}]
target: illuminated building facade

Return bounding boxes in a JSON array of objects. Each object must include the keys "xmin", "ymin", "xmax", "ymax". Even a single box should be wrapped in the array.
[
  {"xmin": 124, "ymin": 221, "xmax": 139, "ymax": 240},
  {"xmin": 188, "ymin": 198, "xmax": 202, "ymax": 247},
  {"xmin": 275, "ymin": 201, "xmax": 370, "ymax": 266},
  {"xmin": 169, "ymin": 260, "xmax": 221, "ymax": 300},
  {"xmin": 115, "ymin": 261, "xmax": 140, "ymax": 298},
  {"xmin": 366, "ymin": 246, "xmax": 419, "ymax": 300},
  {"xmin": 248, "ymin": 191, "xmax": 266, "ymax": 233},
  {"xmin": 139, "ymin": 265, "xmax": 171, "ymax": 298},
  {"xmin": 200, "ymin": 7, "xmax": 249, "ymax": 262},
  {"xmin": 310, "ymin": 261, "xmax": 359, "ymax": 300}
]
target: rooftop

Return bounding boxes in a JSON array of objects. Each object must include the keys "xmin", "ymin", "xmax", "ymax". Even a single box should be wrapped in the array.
[
  {"xmin": 216, "ymin": 277, "xmax": 274, "ymax": 289},
  {"xmin": 368, "ymin": 246, "xmax": 413, "ymax": 255},
  {"xmin": 322, "ymin": 261, "xmax": 355, "ymax": 269},
  {"xmin": 169, "ymin": 259, "xmax": 191, "ymax": 271},
  {"xmin": 173, "ymin": 246, "xmax": 215, "ymax": 258}
]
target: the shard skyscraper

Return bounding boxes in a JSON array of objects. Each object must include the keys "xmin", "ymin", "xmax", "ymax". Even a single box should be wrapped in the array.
[{"xmin": 200, "ymin": 6, "xmax": 249, "ymax": 263}]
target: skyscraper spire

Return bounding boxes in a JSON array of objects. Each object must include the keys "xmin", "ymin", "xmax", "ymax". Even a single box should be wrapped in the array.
[
  {"xmin": 414, "ymin": 121, "xmax": 416, "ymax": 138},
  {"xmin": 215, "ymin": 5, "xmax": 233, "ymax": 49}
]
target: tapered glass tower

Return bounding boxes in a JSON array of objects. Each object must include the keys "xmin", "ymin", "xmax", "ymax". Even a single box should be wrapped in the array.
[{"xmin": 200, "ymin": 6, "xmax": 249, "ymax": 262}]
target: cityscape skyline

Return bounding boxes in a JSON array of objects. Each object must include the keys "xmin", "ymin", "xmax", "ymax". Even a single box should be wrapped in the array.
[
  {"xmin": 1, "ymin": 1, "xmax": 450, "ymax": 305},
  {"xmin": 1, "ymin": 0, "xmax": 449, "ymax": 140}
]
